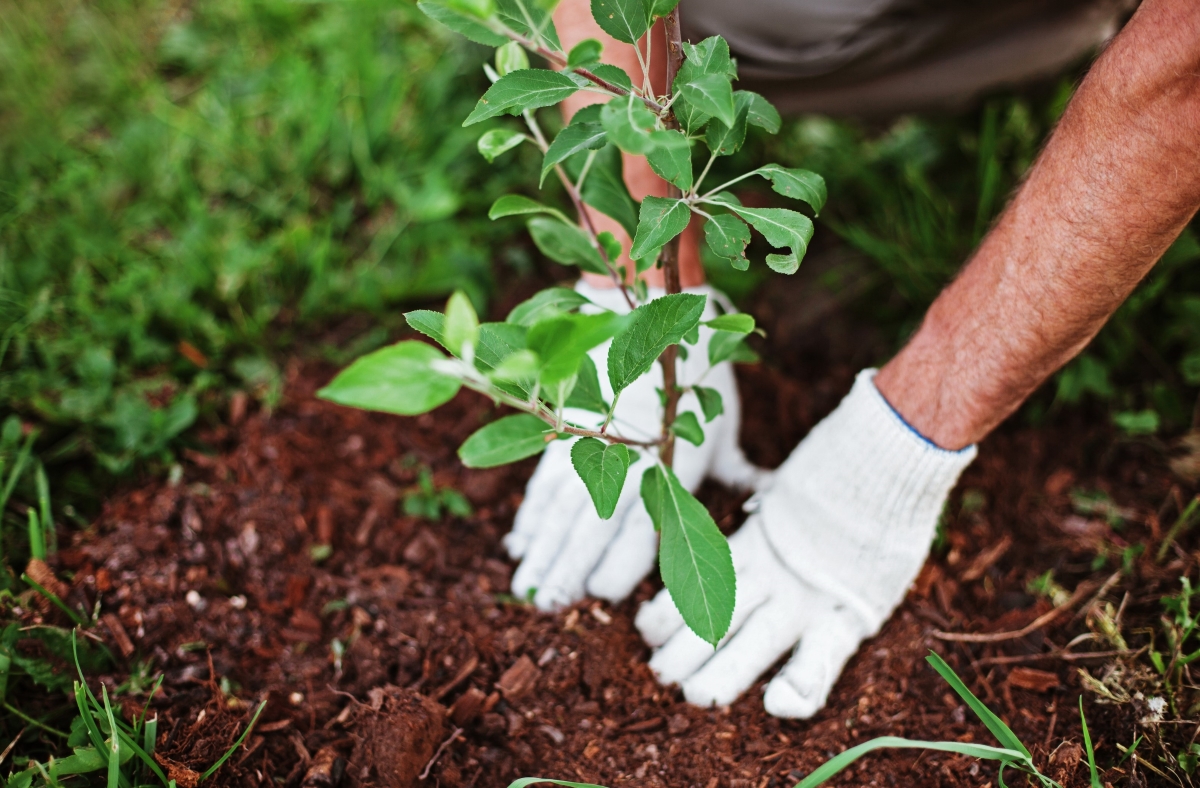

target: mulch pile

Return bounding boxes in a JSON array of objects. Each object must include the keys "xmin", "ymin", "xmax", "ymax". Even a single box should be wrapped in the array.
[{"xmin": 26, "ymin": 261, "xmax": 1200, "ymax": 787}]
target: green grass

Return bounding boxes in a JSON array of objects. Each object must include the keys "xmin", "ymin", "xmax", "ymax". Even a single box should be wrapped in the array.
[{"xmin": 0, "ymin": 0, "xmax": 531, "ymax": 513}]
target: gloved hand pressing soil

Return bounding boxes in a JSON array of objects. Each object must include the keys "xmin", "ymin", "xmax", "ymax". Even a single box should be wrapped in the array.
[
  {"xmin": 504, "ymin": 281, "xmax": 768, "ymax": 611},
  {"xmin": 636, "ymin": 370, "xmax": 976, "ymax": 717}
]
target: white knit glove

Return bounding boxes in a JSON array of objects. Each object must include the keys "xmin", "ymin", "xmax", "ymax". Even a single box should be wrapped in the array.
[
  {"xmin": 505, "ymin": 281, "xmax": 767, "ymax": 610},
  {"xmin": 635, "ymin": 370, "xmax": 976, "ymax": 717}
]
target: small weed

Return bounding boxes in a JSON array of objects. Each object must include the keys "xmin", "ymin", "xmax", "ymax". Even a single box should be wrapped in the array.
[
  {"xmin": 403, "ymin": 467, "xmax": 472, "ymax": 521},
  {"xmin": 4, "ymin": 631, "xmax": 264, "ymax": 786},
  {"xmin": 1028, "ymin": 570, "xmax": 1071, "ymax": 607},
  {"xmin": 1070, "ymin": 488, "xmax": 1133, "ymax": 529}
]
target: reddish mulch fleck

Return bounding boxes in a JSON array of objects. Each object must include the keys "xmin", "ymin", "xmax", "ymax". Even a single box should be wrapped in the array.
[{"xmin": 44, "ymin": 260, "xmax": 1199, "ymax": 787}]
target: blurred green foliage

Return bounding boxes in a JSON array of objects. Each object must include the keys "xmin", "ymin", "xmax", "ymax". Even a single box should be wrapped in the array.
[{"xmin": 0, "ymin": 0, "xmax": 529, "ymax": 508}]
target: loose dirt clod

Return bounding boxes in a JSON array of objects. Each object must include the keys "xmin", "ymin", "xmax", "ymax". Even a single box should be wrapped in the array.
[{"xmin": 348, "ymin": 687, "xmax": 445, "ymax": 788}]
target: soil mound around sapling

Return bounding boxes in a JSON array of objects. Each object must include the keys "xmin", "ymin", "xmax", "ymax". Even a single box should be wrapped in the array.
[{"xmin": 34, "ymin": 263, "xmax": 1197, "ymax": 787}]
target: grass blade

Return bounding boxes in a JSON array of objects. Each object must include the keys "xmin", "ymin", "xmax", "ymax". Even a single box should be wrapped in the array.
[
  {"xmin": 35, "ymin": 461, "xmax": 55, "ymax": 555},
  {"xmin": 27, "ymin": 508, "xmax": 45, "ymax": 561},
  {"xmin": 1079, "ymin": 696, "xmax": 1102, "ymax": 788},
  {"xmin": 74, "ymin": 682, "xmax": 108, "ymax": 753},
  {"xmin": 200, "ymin": 700, "xmax": 267, "ymax": 780},
  {"xmin": 926, "ymin": 651, "xmax": 1031, "ymax": 758},
  {"xmin": 101, "ymin": 685, "xmax": 121, "ymax": 788},
  {"xmin": 796, "ymin": 737, "xmax": 1028, "ymax": 788},
  {"xmin": 0, "ymin": 429, "xmax": 36, "ymax": 515},
  {"xmin": 143, "ymin": 715, "xmax": 158, "ymax": 756},
  {"xmin": 22, "ymin": 573, "xmax": 84, "ymax": 626}
]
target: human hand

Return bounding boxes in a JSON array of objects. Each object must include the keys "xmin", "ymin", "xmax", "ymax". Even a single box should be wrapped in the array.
[
  {"xmin": 636, "ymin": 370, "xmax": 977, "ymax": 717},
  {"xmin": 504, "ymin": 281, "xmax": 768, "ymax": 611}
]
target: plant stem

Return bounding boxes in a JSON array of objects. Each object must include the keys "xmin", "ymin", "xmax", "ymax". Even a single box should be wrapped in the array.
[
  {"xmin": 520, "ymin": 110, "xmax": 636, "ymax": 309},
  {"xmin": 657, "ymin": 7, "xmax": 685, "ymax": 468},
  {"xmin": 460, "ymin": 376, "xmax": 660, "ymax": 448}
]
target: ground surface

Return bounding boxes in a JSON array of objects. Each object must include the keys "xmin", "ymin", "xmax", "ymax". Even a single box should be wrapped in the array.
[{"xmin": 28, "ymin": 262, "xmax": 1200, "ymax": 787}]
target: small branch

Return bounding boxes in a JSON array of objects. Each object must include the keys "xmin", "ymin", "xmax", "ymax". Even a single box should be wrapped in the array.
[
  {"xmin": 504, "ymin": 30, "xmax": 665, "ymax": 113},
  {"xmin": 459, "ymin": 376, "xmax": 660, "ymax": 447},
  {"xmin": 521, "ymin": 111, "xmax": 636, "ymax": 309},
  {"xmin": 692, "ymin": 152, "xmax": 718, "ymax": 197},
  {"xmin": 657, "ymin": 6, "xmax": 685, "ymax": 468},
  {"xmin": 932, "ymin": 579, "xmax": 1101, "ymax": 643}
]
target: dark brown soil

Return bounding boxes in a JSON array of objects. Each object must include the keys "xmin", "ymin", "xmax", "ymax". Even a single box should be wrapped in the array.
[{"xmin": 28, "ymin": 256, "xmax": 1200, "ymax": 787}]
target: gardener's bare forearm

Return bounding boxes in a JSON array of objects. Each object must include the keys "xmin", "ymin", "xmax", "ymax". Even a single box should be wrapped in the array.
[{"xmin": 876, "ymin": 0, "xmax": 1200, "ymax": 450}]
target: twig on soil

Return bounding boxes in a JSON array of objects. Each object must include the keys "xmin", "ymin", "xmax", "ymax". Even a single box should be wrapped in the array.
[
  {"xmin": 419, "ymin": 726, "xmax": 463, "ymax": 780},
  {"xmin": 932, "ymin": 577, "xmax": 1102, "ymax": 643},
  {"xmin": 972, "ymin": 648, "xmax": 1138, "ymax": 668},
  {"xmin": 432, "ymin": 655, "xmax": 479, "ymax": 701}
]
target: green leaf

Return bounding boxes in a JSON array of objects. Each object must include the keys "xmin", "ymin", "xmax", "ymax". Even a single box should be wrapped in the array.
[
  {"xmin": 589, "ymin": 63, "xmax": 633, "ymax": 91},
  {"xmin": 752, "ymin": 164, "xmax": 827, "ymax": 214},
  {"xmin": 648, "ymin": 0, "xmax": 679, "ymax": 16},
  {"xmin": 527, "ymin": 217, "xmax": 608, "ymax": 274},
  {"xmin": 418, "ymin": 2, "xmax": 508, "ymax": 46},
  {"xmin": 571, "ymin": 438, "xmax": 632, "ymax": 518},
  {"xmin": 704, "ymin": 313, "xmax": 754, "ymax": 333},
  {"xmin": 641, "ymin": 466, "xmax": 735, "ymax": 645},
  {"xmin": 464, "ymin": 70, "xmax": 579, "ymax": 126},
  {"xmin": 629, "ymin": 196, "xmax": 690, "ymax": 262},
  {"xmin": 589, "ymin": 0, "xmax": 649, "ymax": 44},
  {"xmin": 679, "ymin": 37, "xmax": 737, "ymax": 79},
  {"xmin": 542, "ymin": 122, "xmax": 607, "ymax": 185},
  {"xmin": 495, "ymin": 41, "xmax": 530, "ymax": 75},
  {"xmin": 674, "ymin": 95, "xmax": 711, "ymax": 135},
  {"xmin": 564, "ymin": 355, "xmax": 609, "ymax": 413},
  {"xmin": 705, "ymin": 92, "xmax": 752, "ymax": 157},
  {"xmin": 726, "ymin": 205, "xmax": 813, "ymax": 274},
  {"xmin": 445, "ymin": 0, "xmax": 495, "ymax": 17},
  {"xmin": 476, "ymin": 322, "xmax": 530, "ymax": 373},
  {"xmin": 703, "ymin": 214, "xmax": 750, "ymax": 270},
  {"xmin": 600, "ymin": 94, "xmax": 659, "ymax": 155},
  {"xmin": 489, "ymin": 194, "xmax": 570, "ymax": 223},
  {"xmin": 608, "ymin": 293, "xmax": 706, "ymax": 394},
  {"xmin": 708, "ymin": 330, "xmax": 759, "ymax": 365},
  {"xmin": 597, "ymin": 230, "xmax": 622, "ymax": 262},
  {"xmin": 645, "ymin": 129, "xmax": 693, "ymax": 192},
  {"xmin": 678, "ymin": 73, "xmax": 736, "ymax": 129},
  {"xmin": 443, "ymin": 291, "xmax": 479, "ymax": 358},
  {"xmin": 318, "ymin": 341, "xmax": 461, "ymax": 416},
  {"xmin": 578, "ymin": 145, "xmax": 638, "ymax": 237},
  {"xmin": 496, "ymin": 0, "xmax": 561, "ymax": 50},
  {"xmin": 506, "ymin": 287, "xmax": 592, "ymax": 326},
  {"xmin": 671, "ymin": 410, "xmax": 704, "ymax": 446},
  {"xmin": 528, "ymin": 311, "xmax": 629, "ymax": 387},
  {"xmin": 694, "ymin": 386, "xmax": 723, "ymax": 422},
  {"xmin": 567, "ymin": 38, "xmax": 603, "ymax": 69},
  {"xmin": 459, "ymin": 414, "xmax": 555, "ymax": 468},
  {"xmin": 488, "ymin": 349, "xmax": 540, "ymax": 383},
  {"xmin": 741, "ymin": 91, "xmax": 781, "ymax": 133},
  {"xmin": 926, "ymin": 652, "xmax": 1031, "ymax": 759},
  {"xmin": 795, "ymin": 737, "xmax": 1028, "ymax": 788},
  {"xmin": 478, "ymin": 129, "xmax": 526, "ymax": 162}
]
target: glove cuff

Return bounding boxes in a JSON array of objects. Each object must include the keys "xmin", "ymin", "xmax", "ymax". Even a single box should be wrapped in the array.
[{"xmin": 759, "ymin": 369, "xmax": 976, "ymax": 633}]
